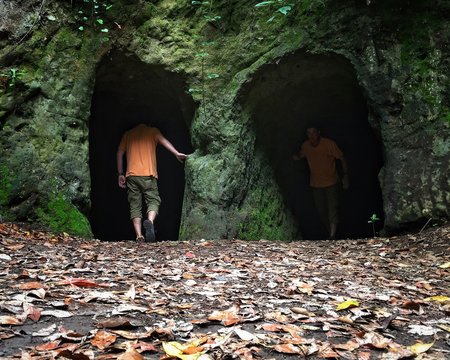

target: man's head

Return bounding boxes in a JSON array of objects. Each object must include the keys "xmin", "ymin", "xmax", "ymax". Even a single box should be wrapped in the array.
[{"xmin": 306, "ymin": 126, "xmax": 321, "ymax": 146}]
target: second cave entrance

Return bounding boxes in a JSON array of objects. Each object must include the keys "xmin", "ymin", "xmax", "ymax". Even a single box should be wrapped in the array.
[
  {"xmin": 243, "ymin": 51, "xmax": 384, "ymax": 239},
  {"xmin": 89, "ymin": 51, "xmax": 195, "ymax": 241}
]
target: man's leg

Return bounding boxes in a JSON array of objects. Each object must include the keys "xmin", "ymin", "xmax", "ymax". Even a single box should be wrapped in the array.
[
  {"xmin": 142, "ymin": 176, "xmax": 161, "ymax": 242},
  {"xmin": 312, "ymin": 187, "xmax": 330, "ymax": 236},
  {"xmin": 326, "ymin": 184, "xmax": 340, "ymax": 239},
  {"xmin": 132, "ymin": 217, "xmax": 143, "ymax": 239},
  {"xmin": 127, "ymin": 176, "xmax": 144, "ymax": 240}
]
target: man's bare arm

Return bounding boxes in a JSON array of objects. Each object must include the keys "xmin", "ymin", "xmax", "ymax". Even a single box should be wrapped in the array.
[
  {"xmin": 157, "ymin": 134, "xmax": 187, "ymax": 163},
  {"xmin": 341, "ymin": 157, "xmax": 349, "ymax": 189},
  {"xmin": 116, "ymin": 148, "xmax": 126, "ymax": 188}
]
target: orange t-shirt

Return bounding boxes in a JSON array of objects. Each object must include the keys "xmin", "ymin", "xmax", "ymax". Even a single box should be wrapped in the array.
[
  {"xmin": 300, "ymin": 137, "xmax": 343, "ymax": 188},
  {"xmin": 118, "ymin": 124, "xmax": 161, "ymax": 178}
]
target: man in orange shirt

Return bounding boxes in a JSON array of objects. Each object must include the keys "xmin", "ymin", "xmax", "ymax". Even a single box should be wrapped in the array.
[
  {"xmin": 293, "ymin": 126, "xmax": 349, "ymax": 239},
  {"xmin": 117, "ymin": 123, "xmax": 187, "ymax": 242}
]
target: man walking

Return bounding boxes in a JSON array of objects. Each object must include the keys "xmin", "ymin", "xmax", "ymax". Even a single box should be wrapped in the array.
[
  {"xmin": 293, "ymin": 126, "xmax": 349, "ymax": 239},
  {"xmin": 117, "ymin": 122, "xmax": 187, "ymax": 242}
]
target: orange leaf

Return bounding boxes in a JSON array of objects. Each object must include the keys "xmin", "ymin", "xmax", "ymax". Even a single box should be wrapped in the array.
[
  {"xmin": 273, "ymin": 343, "xmax": 302, "ymax": 354},
  {"xmin": 117, "ymin": 347, "xmax": 145, "ymax": 360},
  {"xmin": 91, "ymin": 330, "xmax": 117, "ymax": 350},
  {"xmin": 5, "ymin": 243, "xmax": 26, "ymax": 251},
  {"xmin": 35, "ymin": 341, "xmax": 61, "ymax": 351},
  {"xmin": 24, "ymin": 303, "xmax": 41, "ymax": 322},
  {"xmin": 183, "ymin": 346, "xmax": 204, "ymax": 355},
  {"xmin": 0, "ymin": 316, "xmax": 23, "ymax": 325},
  {"xmin": 17, "ymin": 281, "xmax": 44, "ymax": 290},
  {"xmin": 135, "ymin": 341, "xmax": 158, "ymax": 352},
  {"xmin": 262, "ymin": 323, "xmax": 283, "ymax": 332},
  {"xmin": 208, "ymin": 306, "xmax": 242, "ymax": 326}
]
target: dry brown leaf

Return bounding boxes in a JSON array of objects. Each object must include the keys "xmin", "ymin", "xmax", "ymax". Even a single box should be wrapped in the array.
[
  {"xmin": 35, "ymin": 340, "xmax": 61, "ymax": 351},
  {"xmin": 0, "ymin": 315, "xmax": 23, "ymax": 325},
  {"xmin": 23, "ymin": 303, "xmax": 41, "ymax": 322},
  {"xmin": 208, "ymin": 305, "xmax": 242, "ymax": 326},
  {"xmin": 273, "ymin": 343, "xmax": 303, "ymax": 354},
  {"xmin": 117, "ymin": 347, "xmax": 145, "ymax": 360},
  {"xmin": 16, "ymin": 281, "xmax": 45, "ymax": 290},
  {"xmin": 96, "ymin": 317, "xmax": 135, "ymax": 329},
  {"xmin": 135, "ymin": 341, "xmax": 158, "ymax": 352},
  {"xmin": 91, "ymin": 330, "xmax": 117, "ymax": 350}
]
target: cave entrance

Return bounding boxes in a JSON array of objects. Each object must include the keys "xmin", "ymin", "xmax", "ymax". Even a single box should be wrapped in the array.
[
  {"xmin": 89, "ymin": 51, "xmax": 194, "ymax": 241},
  {"xmin": 243, "ymin": 52, "xmax": 384, "ymax": 239}
]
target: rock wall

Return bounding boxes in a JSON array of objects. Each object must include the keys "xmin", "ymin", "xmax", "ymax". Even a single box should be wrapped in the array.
[{"xmin": 0, "ymin": 0, "xmax": 448, "ymax": 239}]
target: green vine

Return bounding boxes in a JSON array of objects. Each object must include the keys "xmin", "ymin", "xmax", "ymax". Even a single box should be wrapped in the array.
[
  {"xmin": 74, "ymin": 0, "xmax": 113, "ymax": 39},
  {"xmin": 188, "ymin": 1, "xmax": 222, "ymax": 123}
]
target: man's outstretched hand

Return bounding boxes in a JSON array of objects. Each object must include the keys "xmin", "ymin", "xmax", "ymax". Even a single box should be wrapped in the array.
[
  {"xmin": 175, "ymin": 153, "xmax": 188, "ymax": 163},
  {"xmin": 342, "ymin": 174, "xmax": 350, "ymax": 190}
]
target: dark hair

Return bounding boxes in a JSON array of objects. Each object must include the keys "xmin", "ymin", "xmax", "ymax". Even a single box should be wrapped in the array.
[{"xmin": 305, "ymin": 123, "xmax": 320, "ymax": 131}]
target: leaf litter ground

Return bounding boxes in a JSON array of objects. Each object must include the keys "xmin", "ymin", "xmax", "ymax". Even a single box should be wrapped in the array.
[{"xmin": 0, "ymin": 223, "xmax": 449, "ymax": 359}]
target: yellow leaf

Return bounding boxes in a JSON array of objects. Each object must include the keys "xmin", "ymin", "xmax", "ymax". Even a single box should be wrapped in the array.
[
  {"xmin": 438, "ymin": 324, "xmax": 450, "ymax": 333},
  {"xmin": 439, "ymin": 262, "xmax": 450, "ymax": 268},
  {"xmin": 408, "ymin": 342, "xmax": 434, "ymax": 355},
  {"xmin": 336, "ymin": 299, "xmax": 360, "ymax": 311},
  {"xmin": 424, "ymin": 295, "xmax": 450, "ymax": 303},
  {"xmin": 162, "ymin": 341, "xmax": 204, "ymax": 360}
]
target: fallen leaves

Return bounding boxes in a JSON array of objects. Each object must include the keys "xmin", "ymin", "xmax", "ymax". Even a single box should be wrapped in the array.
[
  {"xmin": 0, "ymin": 222, "xmax": 449, "ymax": 359},
  {"xmin": 336, "ymin": 298, "xmax": 360, "ymax": 311}
]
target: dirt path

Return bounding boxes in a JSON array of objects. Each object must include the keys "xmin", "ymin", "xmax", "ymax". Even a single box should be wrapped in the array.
[{"xmin": 1, "ymin": 223, "xmax": 449, "ymax": 359}]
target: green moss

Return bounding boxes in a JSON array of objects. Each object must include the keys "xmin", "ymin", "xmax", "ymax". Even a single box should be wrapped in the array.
[
  {"xmin": 0, "ymin": 164, "xmax": 13, "ymax": 219},
  {"xmin": 36, "ymin": 193, "xmax": 92, "ymax": 238},
  {"xmin": 237, "ymin": 188, "xmax": 292, "ymax": 240}
]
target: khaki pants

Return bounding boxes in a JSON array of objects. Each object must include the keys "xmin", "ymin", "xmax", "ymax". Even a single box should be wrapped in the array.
[
  {"xmin": 126, "ymin": 176, "xmax": 161, "ymax": 220},
  {"xmin": 312, "ymin": 183, "xmax": 340, "ymax": 232}
]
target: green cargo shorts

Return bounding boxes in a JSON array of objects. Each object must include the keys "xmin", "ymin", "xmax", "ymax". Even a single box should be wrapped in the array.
[
  {"xmin": 126, "ymin": 176, "xmax": 161, "ymax": 220},
  {"xmin": 312, "ymin": 183, "xmax": 340, "ymax": 228}
]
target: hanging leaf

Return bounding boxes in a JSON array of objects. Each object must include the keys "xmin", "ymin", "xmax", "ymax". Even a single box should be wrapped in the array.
[
  {"xmin": 255, "ymin": 1, "xmax": 275, "ymax": 7},
  {"xmin": 277, "ymin": 5, "xmax": 292, "ymax": 15}
]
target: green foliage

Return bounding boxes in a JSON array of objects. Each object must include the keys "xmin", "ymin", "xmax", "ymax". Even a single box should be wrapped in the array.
[
  {"xmin": 74, "ymin": 0, "xmax": 112, "ymax": 39},
  {"xmin": 0, "ymin": 68, "xmax": 27, "ymax": 90},
  {"xmin": 189, "ymin": 2, "xmax": 222, "ymax": 123},
  {"xmin": 36, "ymin": 193, "xmax": 92, "ymax": 238},
  {"xmin": 0, "ymin": 164, "xmax": 13, "ymax": 208},
  {"xmin": 238, "ymin": 189, "xmax": 287, "ymax": 240},
  {"xmin": 368, "ymin": 213, "xmax": 380, "ymax": 237},
  {"xmin": 254, "ymin": 0, "xmax": 295, "ymax": 22}
]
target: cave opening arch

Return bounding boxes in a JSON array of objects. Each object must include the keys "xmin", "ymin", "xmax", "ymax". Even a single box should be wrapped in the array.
[
  {"xmin": 241, "ymin": 51, "xmax": 384, "ymax": 239},
  {"xmin": 89, "ymin": 51, "xmax": 195, "ymax": 241}
]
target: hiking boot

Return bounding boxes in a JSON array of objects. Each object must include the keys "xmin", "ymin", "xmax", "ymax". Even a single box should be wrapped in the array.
[
  {"xmin": 143, "ymin": 220, "xmax": 155, "ymax": 242},
  {"xmin": 136, "ymin": 235, "xmax": 145, "ymax": 242}
]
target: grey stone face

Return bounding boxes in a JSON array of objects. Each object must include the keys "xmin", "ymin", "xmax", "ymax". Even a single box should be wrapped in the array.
[{"xmin": 0, "ymin": 0, "xmax": 448, "ymax": 239}]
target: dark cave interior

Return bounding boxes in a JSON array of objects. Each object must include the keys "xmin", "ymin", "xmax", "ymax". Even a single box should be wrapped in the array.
[
  {"xmin": 89, "ymin": 51, "xmax": 194, "ymax": 241},
  {"xmin": 242, "ymin": 51, "xmax": 385, "ymax": 239}
]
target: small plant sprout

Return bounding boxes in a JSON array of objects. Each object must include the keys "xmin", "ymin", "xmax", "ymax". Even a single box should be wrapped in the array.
[
  {"xmin": 1, "ymin": 68, "xmax": 27, "ymax": 89},
  {"xmin": 255, "ymin": 0, "xmax": 294, "ymax": 23},
  {"xmin": 368, "ymin": 213, "xmax": 380, "ymax": 238},
  {"xmin": 419, "ymin": 208, "xmax": 432, "ymax": 233}
]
